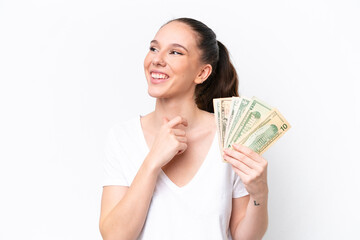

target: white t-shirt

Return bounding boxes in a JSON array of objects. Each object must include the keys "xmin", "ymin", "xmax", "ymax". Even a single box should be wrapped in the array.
[{"xmin": 102, "ymin": 115, "xmax": 249, "ymax": 240}]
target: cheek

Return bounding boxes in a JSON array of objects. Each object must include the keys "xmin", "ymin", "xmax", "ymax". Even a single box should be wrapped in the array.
[
  {"xmin": 144, "ymin": 53, "xmax": 152, "ymax": 68},
  {"xmin": 181, "ymin": 67, "xmax": 198, "ymax": 85},
  {"xmin": 170, "ymin": 60, "xmax": 196, "ymax": 79},
  {"xmin": 143, "ymin": 54, "xmax": 152, "ymax": 81}
]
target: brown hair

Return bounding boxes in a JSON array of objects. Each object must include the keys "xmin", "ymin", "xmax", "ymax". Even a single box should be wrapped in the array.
[{"xmin": 165, "ymin": 18, "xmax": 239, "ymax": 113}]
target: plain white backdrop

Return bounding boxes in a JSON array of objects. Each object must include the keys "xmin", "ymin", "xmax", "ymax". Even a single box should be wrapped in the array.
[{"xmin": 0, "ymin": 0, "xmax": 359, "ymax": 239}]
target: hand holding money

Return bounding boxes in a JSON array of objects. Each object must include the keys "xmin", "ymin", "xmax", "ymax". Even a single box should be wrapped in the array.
[
  {"xmin": 215, "ymin": 96, "xmax": 290, "ymax": 202},
  {"xmin": 223, "ymin": 143, "xmax": 269, "ymax": 199},
  {"xmin": 213, "ymin": 96, "xmax": 291, "ymax": 160}
]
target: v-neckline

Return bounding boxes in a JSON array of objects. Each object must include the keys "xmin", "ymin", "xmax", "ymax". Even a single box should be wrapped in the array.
[{"xmin": 137, "ymin": 115, "xmax": 217, "ymax": 192}]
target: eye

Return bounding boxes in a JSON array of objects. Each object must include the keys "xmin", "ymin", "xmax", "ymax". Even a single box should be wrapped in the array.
[
  {"xmin": 149, "ymin": 46, "xmax": 158, "ymax": 52},
  {"xmin": 170, "ymin": 50, "xmax": 183, "ymax": 55}
]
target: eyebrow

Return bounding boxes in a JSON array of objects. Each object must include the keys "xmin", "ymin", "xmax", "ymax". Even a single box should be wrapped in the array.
[{"xmin": 150, "ymin": 40, "xmax": 188, "ymax": 52}]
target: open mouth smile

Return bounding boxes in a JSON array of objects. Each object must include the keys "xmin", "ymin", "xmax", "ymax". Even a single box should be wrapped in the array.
[{"xmin": 150, "ymin": 71, "xmax": 170, "ymax": 84}]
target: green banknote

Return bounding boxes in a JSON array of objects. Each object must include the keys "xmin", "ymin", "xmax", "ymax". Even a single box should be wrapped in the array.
[
  {"xmin": 225, "ymin": 97, "xmax": 272, "ymax": 149},
  {"xmin": 236, "ymin": 109, "xmax": 291, "ymax": 155},
  {"xmin": 213, "ymin": 96, "xmax": 291, "ymax": 160},
  {"xmin": 213, "ymin": 98, "xmax": 223, "ymax": 153},
  {"xmin": 224, "ymin": 97, "xmax": 251, "ymax": 149},
  {"xmin": 219, "ymin": 97, "xmax": 232, "ymax": 148}
]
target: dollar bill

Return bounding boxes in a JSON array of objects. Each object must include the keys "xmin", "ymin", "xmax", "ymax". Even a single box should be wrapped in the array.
[
  {"xmin": 235, "ymin": 108, "xmax": 291, "ymax": 155},
  {"xmin": 224, "ymin": 96, "xmax": 251, "ymax": 148},
  {"xmin": 213, "ymin": 99, "xmax": 223, "ymax": 154},
  {"xmin": 225, "ymin": 97, "xmax": 272, "ymax": 149},
  {"xmin": 219, "ymin": 97, "xmax": 232, "ymax": 148},
  {"xmin": 223, "ymin": 97, "xmax": 241, "ymax": 148},
  {"xmin": 213, "ymin": 96, "xmax": 291, "ymax": 160}
]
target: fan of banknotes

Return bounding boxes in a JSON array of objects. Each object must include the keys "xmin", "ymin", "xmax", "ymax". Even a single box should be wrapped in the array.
[{"xmin": 213, "ymin": 96, "xmax": 291, "ymax": 160}]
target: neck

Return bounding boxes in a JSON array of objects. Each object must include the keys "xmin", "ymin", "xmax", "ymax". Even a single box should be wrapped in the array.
[{"xmin": 151, "ymin": 95, "xmax": 203, "ymax": 132}]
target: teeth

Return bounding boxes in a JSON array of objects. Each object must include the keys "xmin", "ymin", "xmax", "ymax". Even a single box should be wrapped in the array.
[{"xmin": 151, "ymin": 72, "xmax": 168, "ymax": 79}]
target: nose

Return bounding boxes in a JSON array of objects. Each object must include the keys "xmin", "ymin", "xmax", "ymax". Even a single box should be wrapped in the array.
[{"xmin": 152, "ymin": 51, "xmax": 166, "ymax": 67}]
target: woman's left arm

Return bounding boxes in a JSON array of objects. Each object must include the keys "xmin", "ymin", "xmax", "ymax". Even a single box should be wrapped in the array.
[{"xmin": 223, "ymin": 143, "xmax": 269, "ymax": 240}]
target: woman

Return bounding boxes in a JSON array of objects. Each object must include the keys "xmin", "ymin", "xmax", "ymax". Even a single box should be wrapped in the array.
[{"xmin": 99, "ymin": 18, "xmax": 268, "ymax": 240}]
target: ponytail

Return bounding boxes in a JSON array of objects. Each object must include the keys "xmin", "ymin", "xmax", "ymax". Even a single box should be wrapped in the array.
[{"xmin": 194, "ymin": 40, "xmax": 239, "ymax": 113}]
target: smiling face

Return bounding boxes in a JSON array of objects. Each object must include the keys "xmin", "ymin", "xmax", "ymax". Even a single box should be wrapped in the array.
[{"xmin": 144, "ymin": 21, "xmax": 211, "ymax": 99}]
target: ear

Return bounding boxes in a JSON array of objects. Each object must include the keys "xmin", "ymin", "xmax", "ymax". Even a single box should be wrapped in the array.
[{"xmin": 194, "ymin": 64, "xmax": 212, "ymax": 84}]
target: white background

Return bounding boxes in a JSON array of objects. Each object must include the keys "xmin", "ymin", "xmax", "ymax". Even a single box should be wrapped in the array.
[{"xmin": 0, "ymin": 0, "xmax": 359, "ymax": 239}]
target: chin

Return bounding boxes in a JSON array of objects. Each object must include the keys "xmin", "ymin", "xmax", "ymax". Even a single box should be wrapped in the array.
[
  {"xmin": 147, "ymin": 88, "xmax": 170, "ymax": 99},
  {"xmin": 147, "ymin": 81, "xmax": 174, "ymax": 98},
  {"xmin": 148, "ymin": 87, "xmax": 164, "ymax": 98}
]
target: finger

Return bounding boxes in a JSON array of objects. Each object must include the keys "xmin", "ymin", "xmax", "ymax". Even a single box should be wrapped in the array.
[
  {"xmin": 230, "ymin": 165, "xmax": 249, "ymax": 183},
  {"xmin": 232, "ymin": 143, "xmax": 264, "ymax": 163},
  {"xmin": 176, "ymin": 150, "xmax": 184, "ymax": 155},
  {"xmin": 177, "ymin": 143, "xmax": 188, "ymax": 153},
  {"xmin": 177, "ymin": 143, "xmax": 188, "ymax": 155},
  {"xmin": 223, "ymin": 148, "xmax": 262, "ymax": 171},
  {"xmin": 223, "ymin": 153, "xmax": 253, "ymax": 175},
  {"xmin": 167, "ymin": 116, "xmax": 188, "ymax": 128},
  {"xmin": 172, "ymin": 129, "xmax": 186, "ymax": 136},
  {"xmin": 176, "ymin": 136, "xmax": 187, "ymax": 143}
]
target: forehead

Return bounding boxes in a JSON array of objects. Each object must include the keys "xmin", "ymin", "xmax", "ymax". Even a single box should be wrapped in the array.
[{"xmin": 153, "ymin": 21, "xmax": 199, "ymax": 50}]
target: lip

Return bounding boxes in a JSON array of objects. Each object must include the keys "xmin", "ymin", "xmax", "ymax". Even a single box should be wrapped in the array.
[{"xmin": 149, "ymin": 71, "xmax": 170, "ymax": 84}]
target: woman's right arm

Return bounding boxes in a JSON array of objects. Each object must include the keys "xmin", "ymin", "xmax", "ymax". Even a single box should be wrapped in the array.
[
  {"xmin": 99, "ymin": 116, "xmax": 188, "ymax": 240},
  {"xmin": 99, "ymin": 155, "xmax": 161, "ymax": 240}
]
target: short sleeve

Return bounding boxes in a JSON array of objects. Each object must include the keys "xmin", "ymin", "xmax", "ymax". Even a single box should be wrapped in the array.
[
  {"xmin": 102, "ymin": 126, "xmax": 129, "ymax": 187},
  {"xmin": 232, "ymin": 173, "xmax": 249, "ymax": 198}
]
